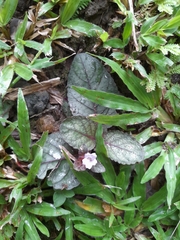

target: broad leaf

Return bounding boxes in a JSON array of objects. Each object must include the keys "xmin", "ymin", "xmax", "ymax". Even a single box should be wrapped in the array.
[
  {"xmin": 103, "ymin": 131, "xmax": 144, "ymax": 164},
  {"xmin": 68, "ymin": 53, "xmax": 119, "ymax": 116},
  {"xmin": 48, "ymin": 160, "xmax": 80, "ymax": 190},
  {"xmin": 60, "ymin": 116, "xmax": 97, "ymax": 150},
  {"xmin": 37, "ymin": 132, "xmax": 65, "ymax": 179}
]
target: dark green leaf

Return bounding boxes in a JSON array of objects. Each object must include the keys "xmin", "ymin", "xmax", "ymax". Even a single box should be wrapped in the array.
[
  {"xmin": 38, "ymin": 2, "xmax": 55, "ymax": 17},
  {"xmin": 103, "ymin": 38, "xmax": 126, "ymax": 48},
  {"xmin": 74, "ymin": 223, "xmax": 106, "ymax": 237},
  {"xmin": 141, "ymin": 151, "xmax": 166, "ymax": 184},
  {"xmin": 133, "ymin": 162, "xmax": 146, "ymax": 208},
  {"xmin": 26, "ymin": 202, "xmax": 70, "ymax": 216},
  {"xmin": 0, "ymin": 194, "xmax": 6, "ymax": 204},
  {"xmin": 0, "ymin": 64, "xmax": 14, "ymax": 97},
  {"xmin": 72, "ymin": 86, "xmax": 150, "ymax": 113},
  {"xmin": 164, "ymin": 148, "xmax": 176, "ymax": 208},
  {"xmin": 15, "ymin": 14, "xmax": 28, "ymax": 41},
  {"xmin": 96, "ymin": 124, "xmax": 116, "ymax": 185},
  {"xmin": 65, "ymin": 215, "xmax": 73, "ymax": 240},
  {"xmin": 14, "ymin": 62, "xmax": 33, "ymax": 80},
  {"xmin": 143, "ymin": 142, "xmax": 163, "ymax": 159},
  {"xmin": 17, "ymin": 89, "xmax": 31, "ymax": 159},
  {"xmin": 140, "ymin": 15, "xmax": 158, "ymax": 34},
  {"xmin": 0, "ymin": 0, "xmax": 18, "ymax": 26},
  {"xmin": 93, "ymin": 54, "xmax": 160, "ymax": 109},
  {"xmin": 61, "ymin": 0, "xmax": 81, "ymax": 25},
  {"xmin": 142, "ymin": 185, "xmax": 167, "ymax": 211},
  {"xmin": 25, "ymin": 40, "xmax": 43, "ymax": 51},
  {"xmin": 0, "ymin": 40, "xmax": 11, "ymax": 50},
  {"xmin": 27, "ymin": 145, "xmax": 43, "ymax": 184},
  {"xmin": 141, "ymin": 35, "xmax": 166, "ymax": 47},
  {"xmin": 64, "ymin": 19, "xmax": 105, "ymax": 37},
  {"xmin": 32, "ymin": 215, "xmax": 49, "ymax": 237},
  {"xmin": 90, "ymin": 112, "xmax": 151, "ymax": 127}
]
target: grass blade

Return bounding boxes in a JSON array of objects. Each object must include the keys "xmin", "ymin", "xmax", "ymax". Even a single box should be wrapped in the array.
[{"xmin": 17, "ymin": 89, "xmax": 31, "ymax": 160}]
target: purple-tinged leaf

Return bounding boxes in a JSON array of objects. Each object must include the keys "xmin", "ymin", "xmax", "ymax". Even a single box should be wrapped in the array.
[
  {"xmin": 60, "ymin": 116, "xmax": 97, "ymax": 150},
  {"xmin": 68, "ymin": 53, "xmax": 119, "ymax": 116},
  {"xmin": 104, "ymin": 131, "xmax": 144, "ymax": 164},
  {"xmin": 48, "ymin": 160, "xmax": 80, "ymax": 190}
]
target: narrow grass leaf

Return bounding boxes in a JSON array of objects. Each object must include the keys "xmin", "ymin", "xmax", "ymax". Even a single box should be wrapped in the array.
[
  {"xmin": 164, "ymin": 148, "xmax": 176, "ymax": 208},
  {"xmin": 0, "ymin": 0, "xmax": 18, "ymax": 26},
  {"xmin": 162, "ymin": 123, "xmax": 180, "ymax": 133},
  {"xmin": 15, "ymin": 13, "xmax": 28, "ymax": 41},
  {"xmin": 23, "ymin": 211, "xmax": 41, "ymax": 240},
  {"xmin": 8, "ymin": 136, "xmax": 27, "ymax": 160},
  {"xmin": 32, "ymin": 215, "xmax": 49, "ymax": 237},
  {"xmin": 25, "ymin": 202, "xmax": 70, "ymax": 216},
  {"xmin": 95, "ymin": 124, "xmax": 116, "ymax": 185},
  {"xmin": 143, "ymin": 142, "xmax": 163, "ymax": 159},
  {"xmin": 74, "ymin": 224, "xmax": 106, "ymax": 237},
  {"xmin": 90, "ymin": 112, "xmax": 151, "ymax": 127},
  {"xmin": 60, "ymin": 0, "xmax": 81, "ymax": 25},
  {"xmin": 148, "ymin": 206, "xmax": 176, "ymax": 222},
  {"xmin": 142, "ymin": 185, "xmax": 167, "ymax": 211},
  {"xmin": 14, "ymin": 63, "xmax": 33, "ymax": 81},
  {"xmin": 0, "ymin": 124, "xmax": 16, "ymax": 144},
  {"xmin": 15, "ymin": 220, "xmax": 24, "ymax": 240},
  {"xmin": 0, "ymin": 179, "xmax": 17, "ymax": 188},
  {"xmin": 38, "ymin": 2, "xmax": 55, "ymax": 17},
  {"xmin": 116, "ymin": 196, "xmax": 141, "ymax": 205},
  {"xmin": 140, "ymin": 15, "xmax": 158, "ymax": 34},
  {"xmin": 25, "ymin": 40, "xmax": 43, "ymax": 51},
  {"xmin": 141, "ymin": 151, "xmax": 166, "ymax": 184},
  {"xmin": 27, "ymin": 145, "xmax": 43, "ymax": 184},
  {"xmin": 64, "ymin": 19, "xmax": 105, "ymax": 37},
  {"xmin": 136, "ymin": 127, "xmax": 153, "ymax": 144},
  {"xmin": 92, "ymin": 55, "xmax": 160, "ymax": 109},
  {"xmin": 133, "ymin": 162, "xmax": 146, "ymax": 208},
  {"xmin": 0, "ymin": 64, "xmax": 14, "ymax": 97},
  {"xmin": 116, "ymin": 165, "xmax": 132, "ymax": 196},
  {"xmin": 64, "ymin": 215, "xmax": 73, "ymax": 240},
  {"xmin": 0, "ymin": 40, "xmax": 11, "ymax": 50},
  {"xmin": 77, "ymin": 197, "xmax": 104, "ymax": 214},
  {"xmin": 17, "ymin": 89, "xmax": 31, "ymax": 159},
  {"xmin": 72, "ymin": 86, "xmax": 150, "ymax": 113}
]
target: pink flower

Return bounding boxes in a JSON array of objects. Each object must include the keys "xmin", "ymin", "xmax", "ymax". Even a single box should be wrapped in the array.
[{"xmin": 82, "ymin": 152, "xmax": 97, "ymax": 169}]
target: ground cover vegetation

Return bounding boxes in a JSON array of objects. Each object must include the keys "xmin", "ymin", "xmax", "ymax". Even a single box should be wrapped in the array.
[{"xmin": 0, "ymin": 0, "xmax": 180, "ymax": 239}]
